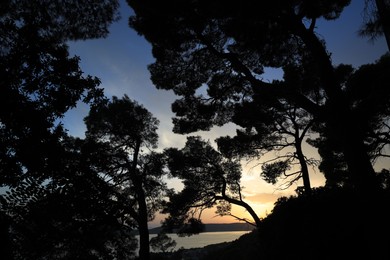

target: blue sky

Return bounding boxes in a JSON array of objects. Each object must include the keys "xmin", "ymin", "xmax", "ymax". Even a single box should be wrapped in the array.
[
  {"xmin": 66, "ymin": 0, "xmax": 388, "ymax": 227},
  {"xmin": 66, "ymin": 0, "xmax": 388, "ymax": 140}
]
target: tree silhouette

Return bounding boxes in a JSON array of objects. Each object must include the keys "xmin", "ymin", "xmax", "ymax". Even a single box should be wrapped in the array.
[
  {"xmin": 217, "ymin": 102, "xmax": 317, "ymax": 195},
  {"xmin": 0, "ymin": 0, "xmax": 119, "ymax": 186},
  {"xmin": 308, "ymin": 55, "xmax": 390, "ymax": 188},
  {"xmin": 1, "ymin": 135, "xmax": 138, "ymax": 259},
  {"xmin": 84, "ymin": 95, "xmax": 169, "ymax": 260},
  {"xmin": 164, "ymin": 136, "xmax": 262, "ymax": 231},
  {"xmin": 150, "ymin": 232, "xmax": 177, "ymax": 253},
  {"xmin": 360, "ymin": 0, "xmax": 390, "ymax": 50},
  {"xmin": 1, "ymin": 1, "xmax": 120, "ymax": 258},
  {"xmin": 127, "ymin": 0, "xmax": 389, "ymax": 192}
]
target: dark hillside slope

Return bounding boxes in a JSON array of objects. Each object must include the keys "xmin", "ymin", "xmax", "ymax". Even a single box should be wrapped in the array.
[
  {"xmin": 200, "ymin": 230, "xmax": 262, "ymax": 259},
  {"xmin": 202, "ymin": 187, "xmax": 390, "ymax": 260},
  {"xmin": 203, "ymin": 223, "xmax": 255, "ymax": 232}
]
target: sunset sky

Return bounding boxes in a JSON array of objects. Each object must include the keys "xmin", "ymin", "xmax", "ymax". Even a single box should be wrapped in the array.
[{"xmin": 66, "ymin": 0, "xmax": 388, "ymax": 228}]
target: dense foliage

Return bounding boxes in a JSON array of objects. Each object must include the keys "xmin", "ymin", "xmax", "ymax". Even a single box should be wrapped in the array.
[
  {"xmin": 163, "ymin": 136, "xmax": 261, "ymax": 230},
  {"xmin": 84, "ymin": 95, "xmax": 169, "ymax": 259},
  {"xmin": 1, "ymin": 0, "xmax": 389, "ymax": 259},
  {"xmin": 128, "ymin": 0, "xmax": 390, "ymax": 192},
  {"xmin": 126, "ymin": 0, "xmax": 390, "ymax": 258},
  {"xmin": 0, "ymin": 1, "xmax": 137, "ymax": 259}
]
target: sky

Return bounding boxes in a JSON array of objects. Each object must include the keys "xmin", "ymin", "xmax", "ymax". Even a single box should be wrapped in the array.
[{"xmin": 66, "ymin": 0, "xmax": 389, "ymax": 228}]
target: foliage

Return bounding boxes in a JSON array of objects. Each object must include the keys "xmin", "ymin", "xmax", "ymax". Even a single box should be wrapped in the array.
[
  {"xmin": 1, "ymin": 136, "xmax": 138, "ymax": 259},
  {"xmin": 0, "ymin": 0, "xmax": 119, "ymax": 186},
  {"xmin": 84, "ymin": 95, "xmax": 168, "ymax": 222},
  {"xmin": 308, "ymin": 54, "xmax": 390, "ymax": 187},
  {"xmin": 0, "ymin": 1, "xmax": 126, "ymax": 258},
  {"xmin": 150, "ymin": 232, "xmax": 177, "ymax": 253},
  {"xmin": 217, "ymin": 103, "xmax": 317, "ymax": 193},
  {"xmin": 359, "ymin": 0, "xmax": 390, "ymax": 49},
  {"xmin": 260, "ymin": 160, "xmax": 291, "ymax": 185},
  {"xmin": 127, "ymin": 0, "xmax": 390, "ymax": 192},
  {"xmin": 127, "ymin": 0, "xmax": 350, "ymax": 133},
  {"xmin": 84, "ymin": 95, "xmax": 169, "ymax": 260},
  {"xmin": 163, "ymin": 136, "xmax": 261, "ymax": 233}
]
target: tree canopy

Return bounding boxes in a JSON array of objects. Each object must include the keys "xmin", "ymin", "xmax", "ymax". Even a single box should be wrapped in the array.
[
  {"xmin": 127, "ymin": 0, "xmax": 390, "ymax": 192},
  {"xmin": 84, "ymin": 95, "xmax": 169, "ymax": 260},
  {"xmin": 0, "ymin": 0, "xmax": 119, "ymax": 186},
  {"xmin": 1, "ymin": 0, "xmax": 390, "ymax": 258},
  {"xmin": 164, "ymin": 136, "xmax": 262, "ymax": 230},
  {"xmin": 1, "ymin": 135, "xmax": 138, "ymax": 259},
  {"xmin": 0, "ymin": 1, "xmax": 131, "ymax": 258}
]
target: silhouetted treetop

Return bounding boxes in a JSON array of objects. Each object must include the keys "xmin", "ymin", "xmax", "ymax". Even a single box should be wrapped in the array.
[
  {"xmin": 2, "ymin": 0, "xmax": 120, "ymax": 41},
  {"xmin": 1, "ymin": 0, "xmax": 120, "ymax": 186},
  {"xmin": 0, "ymin": 2, "xmax": 125, "ymax": 258},
  {"xmin": 127, "ymin": 0, "xmax": 351, "ymax": 136},
  {"xmin": 85, "ymin": 95, "xmax": 159, "ymax": 149},
  {"xmin": 84, "ymin": 95, "xmax": 167, "ymax": 260},
  {"xmin": 163, "ymin": 136, "xmax": 262, "ymax": 230},
  {"xmin": 360, "ymin": 0, "xmax": 390, "ymax": 50},
  {"xmin": 127, "ymin": 0, "xmax": 389, "ymax": 191}
]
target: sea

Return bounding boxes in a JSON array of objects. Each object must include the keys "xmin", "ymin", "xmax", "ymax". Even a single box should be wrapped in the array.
[{"xmin": 136, "ymin": 231, "xmax": 250, "ymax": 252}]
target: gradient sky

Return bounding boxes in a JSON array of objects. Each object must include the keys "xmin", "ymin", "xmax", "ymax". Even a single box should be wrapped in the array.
[{"xmin": 66, "ymin": 0, "xmax": 388, "ymax": 228}]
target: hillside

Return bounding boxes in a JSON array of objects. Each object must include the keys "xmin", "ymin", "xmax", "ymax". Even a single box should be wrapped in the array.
[
  {"xmin": 200, "ymin": 188, "xmax": 390, "ymax": 260},
  {"xmin": 151, "ymin": 188, "xmax": 390, "ymax": 260}
]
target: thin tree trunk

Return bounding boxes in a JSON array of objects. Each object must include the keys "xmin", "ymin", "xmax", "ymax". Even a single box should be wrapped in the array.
[
  {"xmin": 295, "ymin": 140, "xmax": 312, "ymax": 195},
  {"xmin": 132, "ymin": 139, "xmax": 150, "ymax": 260},
  {"xmin": 137, "ymin": 193, "xmax": 150, "ymax": 260},
  {"xmin": 294, "ymin": 118, "xmax": 313, "ymax": 195},
  {"xmin": 216, "ymin": 195, "xmax": 262, "ymax": 228}
]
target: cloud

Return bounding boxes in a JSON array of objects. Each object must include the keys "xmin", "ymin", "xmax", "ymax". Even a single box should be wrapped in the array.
[
  {"xmin": 158, "ymin": 131, "xmax": 186, "ymax": 150},
  {"xmin": 242, "ymin": 192, "xmax": 290, "ymax": 204}
]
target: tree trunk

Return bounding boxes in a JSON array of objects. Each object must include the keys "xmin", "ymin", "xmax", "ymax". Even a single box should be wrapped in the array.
[
  {"xmin": 295, "ymin": 139, "xmax": 312, "ymax": 195},
  {"xmin": 296, "ymin": 19, "xmax": 379, "ymax": 192},
  {"xmin": 219, "ymin": 179, "xmax": 262, "ymax": 227},
  {"xmin": 339, "ymin": 118, "xmax": 379, "ymax": 192},
  {"xmin": 137, "ymin": 195, "xmax": 150, "ymax": 260},
  {"xmin": 220, "ymin": 195, "xmax": 263, "ymax": 228},
  {"xmin": 132, "ymin": 139, "xmax": 151, "ymax": 260}
]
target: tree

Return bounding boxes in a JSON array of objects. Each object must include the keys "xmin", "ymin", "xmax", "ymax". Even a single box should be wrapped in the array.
[
  {"xmin": 217, "ymin": 101, "xmax": 317, "ymax": 195},
  {"xmin": 0, "ymin": 0, "xmax": 119, "ymax": 186},
  {"xmin": 1, "ymin": 1, "xmax": 120, "ymax": 258},
  {"xmin": 308, "ymin": 55, "xmax": 390, "ymax": 188},
  {"xmin": 164, "ymin": 136, "xmax": 262, "ymax": 230},
  {"xmin": 84, "ymin": 95, "xmax": 168, "ymax": 260},
  {"xmin": 1, "ymin": 135, "xmax": 138, "ymax": 259},
  {"xmin": 127, "ymin": 0, "xmax": 389, "ymax": 192},
  {"xmin": 360, "ymin": 0, "xmax": 390, "ymax": 50},
  {"xmin": 150, "ymin": 232, "xmax": 177, "ymax": 253}
]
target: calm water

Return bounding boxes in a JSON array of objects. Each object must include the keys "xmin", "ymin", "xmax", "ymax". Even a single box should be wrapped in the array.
[{"xmin": 136, "ymin": 231, "xmax": 250, "ymax": 252}]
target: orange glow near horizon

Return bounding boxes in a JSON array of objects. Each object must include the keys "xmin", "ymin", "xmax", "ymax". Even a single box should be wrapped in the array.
[
  {"xmin": 150, "ymin": 161, "xmax": 327, "ymax": 229},
  {"xmin": 149, "ymin": 200, "xmax": 278, "ymax": 229},
  {"xmin": 148, "ymin": 191, "xmax": 289, "ymax": 229}
]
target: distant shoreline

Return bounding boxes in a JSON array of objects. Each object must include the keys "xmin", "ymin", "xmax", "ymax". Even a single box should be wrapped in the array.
[{"xmin": 146, "ymin": 222, "xmax": 255, "ymax": 235}]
